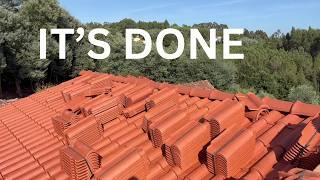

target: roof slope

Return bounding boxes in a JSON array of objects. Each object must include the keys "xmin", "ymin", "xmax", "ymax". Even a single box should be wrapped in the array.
[{"xmin": 1, "ymin": 71, "xmax": 320, "ymax": 180}]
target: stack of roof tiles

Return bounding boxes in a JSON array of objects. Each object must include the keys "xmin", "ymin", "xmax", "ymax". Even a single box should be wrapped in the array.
[{"xmin": 1, "ymin": 70, "xmax": 320, "ymax": 180}]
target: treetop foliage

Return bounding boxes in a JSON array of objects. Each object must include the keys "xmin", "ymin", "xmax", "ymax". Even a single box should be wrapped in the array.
[{"xmin": 0, "ymin": 0, "xmax": 320, "ymax": 104}]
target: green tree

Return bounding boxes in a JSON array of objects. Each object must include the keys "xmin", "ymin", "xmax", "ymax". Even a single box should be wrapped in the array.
[{"xmin": 288, "ymin": 84, "xmax": 319, "ymax": 104}]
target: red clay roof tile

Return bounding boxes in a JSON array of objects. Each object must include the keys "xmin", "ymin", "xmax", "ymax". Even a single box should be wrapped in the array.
[
  {"xmin": 262, "ymin": 97, "xmax": 293, "ymax": 112},
  {"xmin": 215, "ymin": 129, "xmax": 256, "ymax": 178},
  {"xmin": 185, "ymin": 164, "xmax": 213, "ymax": 180},
  {"xmin": 291, "ymin": 101, "xmax": 320, "ymax": 117},
  {"xmin": 245, "ymin": 146, "xmax": 284, "ymax": 179},
  {"xmin": 96, "ymin": 148, "xmax": 149, "ymax": 180},
  {"xmin": 204, "ymin": 99, "xmax": 245, "ymax": 137},
  {"xmin": 245, "ymin": 108, "xmax": 269, "ymax": 122},
  {"xmin": 236, "ymin": 92, "xmax": 269, "ymax": 110},
  {"xmin": 206, "ymin": 119, "xmax": 250, "ymax": 174},
  {"xmin": 209, "ymin": 89, "xmax": 234, "ymax": 101},
  {"xmin": 1, "ymin": 71, "xmax": 320, "ymax": 179},
  {"xmin": 189, "ymin": 88, "xmax": 212, "ymax": 98},
  {"xmin": 171, "ymin": 122, "xmax": 211, "ymax": 170},
  {"xmin": 176, "ymin": 85, "xmax": 191, "ymax": 95},
  {"xmin": 60, "ymin": 146, "xmax": 92, "ymax": 179},
  {"xmin": 152, "ymin": 111, "xmax": 187, "ymax": 147}
]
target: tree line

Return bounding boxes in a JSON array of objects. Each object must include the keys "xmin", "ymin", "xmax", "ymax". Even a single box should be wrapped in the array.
[{"xmin": 1, "ymin": 0, "xmax": 320, "ymax": 104}]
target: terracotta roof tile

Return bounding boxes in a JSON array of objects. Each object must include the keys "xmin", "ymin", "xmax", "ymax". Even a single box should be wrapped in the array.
[
  {"xmin": 206, "ymin": 120, "xmax": 250, "ymax": 174},
  {"xmin": 96, "ymin": 148, "xmax": 149, "ymax": 180},
  {"xmin": 185, "ymin": 164, "xmax": 213, "ymax": 180},
  {"xmin": 291, "ymin": 101, "xmax": 320, "ymax": 117},
  {"xmin": 215, "ymin": 130, "xmax": 256, "ymax": 178},
  {"xmin": 176, "ymin": 85, "xmax": 191, "ymax": 95},
  {"xmin": 1, "ymin": 70, "xmax": 320, "ymax": 179},
  {"xmin": 60, "ymin": 146, "xmax": 92, "ymax": 179},
  {"xmin": 204, "ymin": 99, "xmax": 245, "ymax": 137},
  {"xmin": 73, "ymin": 141, "xmax": 102, "ymax": 172},
  {"xmin": 64, "ymin": 116, "xmax": 102, "ymax": 145},
  {"xmin": 171, "ymin": 122, "xmax": 211, "ymax": 170},
  {"xmin": 189, "ymin": 88, "xmax": 212, "ymax": 98},
  {"xmin": 236, "ymin": 92, "xmax": 269, "ymax": 110},
  {"xmin": 248, "ymin": 111, "xmax": 284, "ymax": 137},
  {"xmin": 262, "ymin": 96, "xmax": 293, "ymax": 112},
  {"xmin": 209, "ymin": 89, "xmax": 234, "ymax": 101},
  {"xmin": 146, "ymin": 87, "xmax": 179, "ymax": 109},
  {"xmin": 151, "ymin": 111, "xmax": 187, "ymax": 147}
]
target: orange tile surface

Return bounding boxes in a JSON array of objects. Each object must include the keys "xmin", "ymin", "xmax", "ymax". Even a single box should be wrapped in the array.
[{"xmin": 0, "ymin": 70, "xmax": 320, "ymax": 180}]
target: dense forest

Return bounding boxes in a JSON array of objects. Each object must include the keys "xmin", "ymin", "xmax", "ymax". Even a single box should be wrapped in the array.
[{"xmin": 1, "ymin": 0, "xmax": 320, "ymax": 104}]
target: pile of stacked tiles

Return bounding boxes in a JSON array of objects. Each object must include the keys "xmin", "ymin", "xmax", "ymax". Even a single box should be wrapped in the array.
[{"xmin": 1, "ymin": 70, "xmax": 320, "ymax": 180}]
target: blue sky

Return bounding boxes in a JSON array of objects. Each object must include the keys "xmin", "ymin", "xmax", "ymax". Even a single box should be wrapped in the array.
[{"xmin": 59, "ymin": 0, "xmax": 319, "ymax": 34}]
